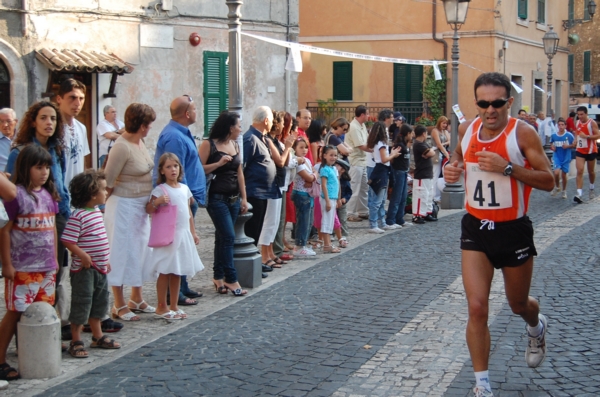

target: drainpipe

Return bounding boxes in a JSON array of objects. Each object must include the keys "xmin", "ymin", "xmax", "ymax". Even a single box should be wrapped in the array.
[
  {"xmin": 285, "ymin": 0, "xmax": 291, "ymax": 113},
  {"xmin": 432, "ymin": 0, "xmax": 448, "ymax": 114},
  {"xmin": 22, "ymin": 0, "xmax": 28, "ymax": 37}
]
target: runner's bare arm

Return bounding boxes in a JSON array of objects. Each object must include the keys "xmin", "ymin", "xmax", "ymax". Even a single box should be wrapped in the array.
[
  {"xmin": 587, "ymin": 120, "xmax": 600, "ymax": 140},
  {"xmin": 475, "ymin": 122, "xmax": 554, "ymax": 191},
  {"xmin": 444, "ymin": 120, "xmax": 470, "ymax": 183}
]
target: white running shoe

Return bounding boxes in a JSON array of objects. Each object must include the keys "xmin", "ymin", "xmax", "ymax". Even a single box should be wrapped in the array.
[
  {"xmin": 382, "ymin": 224, "xmax": 398, "ymax": 230},
  {"xmin": 472, "ymin": 386, "xmax": 494, "ymax": 397},
  {"xmin": 368, "ymin": 228, "xmax": 385, "ymax": 234},
  {"xmin": 550, "ymin": 187, "xmax": 560, "ymax": 196},
  {"xmin": 400, "ymin": 222, "xmax": 413, "ymax": 227},
  {"xmin": 574, "ymin": 195, "xmax": 583, "ymax": 204},
  {"xmin": 525, "ymin": 313, "xmax": 548, "ymax": 368},
  {"xmin": 292, "ymin": 247, "xmax": 317, "ymax": 257},
  {"xmin": 562, "ymin": 191, "xmax": 567, "ymax": 199},
  {"xmin": 590, "ymin": 189, "xmax": 595, "ymax": 200}
]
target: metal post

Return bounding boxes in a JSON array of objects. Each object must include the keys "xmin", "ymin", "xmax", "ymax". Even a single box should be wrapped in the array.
[
  {"xmin": 226, "ymin": 0, "xmax": 243, "ymax": 118},
  {"xmin": 440, "ymin": 26, "xmax": 465, "ymax": 209},
  {"xmin": 543, "ymin": 56, "xmax": 554, "ymax": 160}
]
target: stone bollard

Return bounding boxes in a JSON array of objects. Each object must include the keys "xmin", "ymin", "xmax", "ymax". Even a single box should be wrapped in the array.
[
  {"xmin": 17, "ymin": 302, "xmax": 61, "ymax": 379},
  {"xmin": 233, "ymin": 202, "xmax": 262, "ymax": 288}
]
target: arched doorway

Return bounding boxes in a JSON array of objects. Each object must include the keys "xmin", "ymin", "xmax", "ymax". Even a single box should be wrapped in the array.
[{"xmin": 0, "ymin": 59, "xmax": 9, "ymax": 109}]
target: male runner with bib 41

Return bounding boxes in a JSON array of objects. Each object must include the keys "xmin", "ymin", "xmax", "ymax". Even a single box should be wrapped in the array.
[{"xmin": 444, "ymin": 72, "xmax": 554, "ymax": 397}]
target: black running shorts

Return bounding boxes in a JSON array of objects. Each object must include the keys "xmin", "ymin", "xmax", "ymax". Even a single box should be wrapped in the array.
[
  {"xmin": 460, "ymin": 213, "xmax": 537, "ymax": 269},
  {"xmin": 576, "ymin": 152, "xmax": 598, "ymax": 161}
]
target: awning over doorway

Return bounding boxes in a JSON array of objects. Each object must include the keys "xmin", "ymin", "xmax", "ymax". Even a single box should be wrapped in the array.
[{"xmin": 34, "ymin": 49, "xmax": 134, "ymax": 74}]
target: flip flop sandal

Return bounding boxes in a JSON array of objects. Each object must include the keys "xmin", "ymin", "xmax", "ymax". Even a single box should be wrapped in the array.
[
  {"xmin": 265, "ymin": 259, "xmax": 282, "ymax": 269},
  {"xmin": 68, "ymin": 341, "xmax": 89, "ymax": 358},
  {"xmin": 272, "ymin": 257, "xmax": 288, "ymax": 265},
  {"xmin": 177, "ymin": 297, "xmax": 198, "ymax": 306},
  {"xmin": 90, "ymin": 335, "xmax": 121, "ymax": 349},
  {"xmin": 183, "ymin": 290, "xmax": 203, "ymax": 298},
  {"xmin": 0, "ymin": 363, "xmax": 20, "ymax": 381},
  {"xmin": 154, "ymin": 310, "xmax": 183, "ymax": 323},
  {"xmin": 323, "ymin": 245, "xmax": 341, "ymax": 254},
  {"xmin": 174, "ymin": 309, "xmax": 188, "ymax": 319}
]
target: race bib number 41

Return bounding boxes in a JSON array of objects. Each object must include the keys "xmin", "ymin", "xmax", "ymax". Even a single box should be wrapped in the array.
[{"xmin": 465, "ymin": 162, "xmax": 512, "ymax": 209}]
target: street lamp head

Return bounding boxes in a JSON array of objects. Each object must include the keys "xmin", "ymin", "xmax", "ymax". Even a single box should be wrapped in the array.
[
  {"xmin": 589, "ymin": 0, "xmax": 597, "ymax": 19},
  {"xmin": 542, "ymin": 25, "xmax": 559, "ymax": 57},
  {"xmin": 442, "ymin": 0, "xmax": 471, "ymax": 29}
]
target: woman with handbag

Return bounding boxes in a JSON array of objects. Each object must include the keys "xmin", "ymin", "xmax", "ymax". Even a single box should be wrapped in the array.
[
  {"xmin": 366, "ymin": 121, "xmax": 401, "ymax": 233},
  {"xmin": 145, "ymin": 153, "xmax": 203, "ymax": 321},
  {"xmin": 104, "ymin": 103, "xmax": 156, "ymax": 321},
  {"xmin": 198, "ymin": 112, "xmax": 249, "ymax": 296}
]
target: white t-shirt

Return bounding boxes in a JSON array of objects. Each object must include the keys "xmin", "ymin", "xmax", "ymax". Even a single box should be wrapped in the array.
[
  {"xmin": 64, "ymin": 119, "xmax": 90, "ymax": 187},
  {"xmin": 366, "ymin": 152, "xmax": 376, "ymax": 168},
  {"xmin": 97, "ymin": 119, "xmax": 125, "ymax": 157},
  {"xmin": 372, "ymin": 141, "xmax": 390, "ymax": 166},
  {"xmin": 293, "ymin": 158, "xmax": 313, "ymax": 194}
]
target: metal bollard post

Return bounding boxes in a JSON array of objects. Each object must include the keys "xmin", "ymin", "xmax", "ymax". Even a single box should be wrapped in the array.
[
  {"xmin": 233, "ymin": 202, "xmax": 262, "ymax": 288},
  {"xmin": 17, "ymin": 302, "xmax": 61, "ymax": 379}
]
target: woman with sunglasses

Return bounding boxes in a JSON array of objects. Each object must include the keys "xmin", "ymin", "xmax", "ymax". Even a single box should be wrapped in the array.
[{"xmin": 325, "ymin": 118, "xmax": 352, "ymax": 161}]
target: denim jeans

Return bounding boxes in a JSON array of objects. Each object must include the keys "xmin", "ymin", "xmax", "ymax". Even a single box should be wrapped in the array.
[
  {"xmin": 368, "ymin": 186, "xmax": 387, "ymax": 229},
  {"xmin": 206, "ymin": 196, "xmax": 241, "ymax": 283},
  {"xmin": 291, "ymin": 191, "xmax": 313, "ymax": 247},
  {"xmin": 386, "ymin": 169, "xmax": 408, "ymax": 225},
  {"xmin": 366, "ymin": 166, "xmax": 375, "ymax": 219}
]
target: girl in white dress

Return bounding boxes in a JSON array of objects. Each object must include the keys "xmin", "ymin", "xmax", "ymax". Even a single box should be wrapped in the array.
[{"xmin": 145, "ymin": 153, "xmax": 204, "ymax": 321}]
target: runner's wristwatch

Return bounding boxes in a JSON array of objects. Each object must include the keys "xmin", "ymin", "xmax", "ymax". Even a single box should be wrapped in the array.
[{"xmin": 503, "ymin": 161, "xmax": 513, "ymax": 176}]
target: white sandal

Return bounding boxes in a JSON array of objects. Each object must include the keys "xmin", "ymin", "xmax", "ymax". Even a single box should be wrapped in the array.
[
  {"xmin": 338, "ymin": 237, "xmax": 348, "ymax": 248},
  {"xmin": 174, "ymin": 309, "xmax": 188, "ymax": 319},
  {"xmin": 128, "ymin": 300, "xmax": 156, "ymax": 314},
  {"xmin": 112, "ymin": 305, "xmax": 140, "ymax": 321},
  {"xmin": 154, "ymin": 310, "xmax": 183, "ymax": 323}
]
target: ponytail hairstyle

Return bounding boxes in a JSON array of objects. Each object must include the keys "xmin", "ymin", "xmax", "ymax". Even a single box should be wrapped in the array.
[
  {"xmin": 394, "ymin": 124, "xmax": 414, "ymax": 146},
  {"xmin": 320, "ymin": 145, "xmax": 338, "ymax": 168}
]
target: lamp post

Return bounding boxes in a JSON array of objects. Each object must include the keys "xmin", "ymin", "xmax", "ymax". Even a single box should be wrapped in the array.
[
  {"xmin": 562, "ymin": 0, "xmax": 596, "ymax": 30},
  {"xmin": 440, "ymin": 0, "xmax": 470, "ymax": 210},
  {"xmin": 542, "ymin": 25, "xmax": 559, "ymax": 160},
  {"xmin": 226, "ymin": 0, "xmax": 243, "ymax": 118}
]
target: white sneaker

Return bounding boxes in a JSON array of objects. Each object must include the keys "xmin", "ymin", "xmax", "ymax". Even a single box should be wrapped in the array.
[
  {"xmin": 400, "ymin": 222, "xmax": 413, "ymax": 227},
  {"xmin": 368, "ymin": 228, "xmax": 385, "ymax": 234},
  {"xmin": 550, "ymin": 187, "xmax": 560, "ymax": 196},
  {"xmin": 382, "ymin": 224, "xmax": 398, "ymax": 230},
  {"xmin": 292, "ymin": 247, "xmax": 316, "ymax": 257},
  {"xmin": 562, "ymin": 191, "xmax": 567, "ymax": 199},
  {"xmin": 473, "ymin": 386, "xmax": 494, "ymax": 397},
  {"xmin": 590, "ymin": 189, "xmax": 595, "ymax": 200},
  {"xmin": 574, "ymin": 195, "xmax": 583, "ymax": 204},
  {"xmin": 525, "ymin": 313, "xmax": 548, "ymax": 368}
]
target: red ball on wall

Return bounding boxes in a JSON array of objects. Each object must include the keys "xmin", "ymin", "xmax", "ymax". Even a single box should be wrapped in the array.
[{"xmin": 189, "ymin": 33, "xmax": 201, "ymax": 46}]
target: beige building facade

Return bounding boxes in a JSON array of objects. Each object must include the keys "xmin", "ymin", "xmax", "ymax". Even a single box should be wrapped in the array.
[{"xmin": 298, "ymin": 0, "xmax": 569, "ymax": 122}]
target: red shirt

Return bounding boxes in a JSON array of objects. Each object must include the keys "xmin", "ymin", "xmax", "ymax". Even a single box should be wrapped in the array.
[{"xmin": 566, "ymin": 117, "xmax": 576, "ymax": 133}]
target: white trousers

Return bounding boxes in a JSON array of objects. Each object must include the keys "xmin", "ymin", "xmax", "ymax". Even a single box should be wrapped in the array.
[
  {"xmin": 258, "ymin": 197, "xmax": 282, "ymax": 246},
  {"xmin": 412, "ymin": 178, "xmax": 434, "ymax": 217},
  {"xmin": 347, "ymin": 165, "xmax": 368, "ymax": 217},
  {"xmin": 320, "ymin": 197, "xmax": 336, "ymax": 234}
]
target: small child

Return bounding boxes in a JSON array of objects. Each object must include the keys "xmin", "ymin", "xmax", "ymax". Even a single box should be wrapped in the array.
[
  {"xmin": 0, "ymin": 145, "xmax": 60, "ymax": 381},
  {"xmin": 62, "ymin": 169, "xmax": 121, "ymax": 358},
  {"xmin": 145, "ymin": 153, "xmax": 204, "ymax": 321},
  {"xmin": 291, "ymin": 138, "xmax": 317, "ymax": 257},
  {"xmin": 334, "ymin": 159, "xmax": 352, "ymax": 248},
  {"xmin": 319, "ymin": 146, "xmax": 341, "ymax": 253}
]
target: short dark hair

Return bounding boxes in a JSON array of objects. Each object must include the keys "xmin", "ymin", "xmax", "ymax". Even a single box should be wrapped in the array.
[
  {"xmin": 355, "ymin": 105, "xmax": 368, "ymax": 118},
  {"xmin": 518, "ymin": 109, "xmax": 527, "ymax": 115},
  {"xmin": 378, "ymin": 109, "xmax": 393, "ymax": 122},
  {"xmin": 58, "ymin": 78, "xmax": 86, "ymax": 97},
  {"xmin": 569, "ymin": 111, "xmax": 576, "ymax": 117},
  {"xmin": 576, "ymin": 106, "xmax": 588, "ymax": 114},
  {"xmin": 414, "ymin": 124, "xmax": 428, "ymax": 138},
  {"xmin": 306, "ymin": 119, "xmax": 326, "ymax": 143},
  {"xmin": 557, "ymin": 117, "xmax": 566, "ymax": 124},
  {"xmin": 69, "ymin": 169, "xmax": 106, "ymax": 208},
  {"xmin": 13, "ymin": 145, "xmax": 60, "ymax": 202},
  {"xmin": 474, "ymin": 72, "xmax": 511, "ymax": 99},
  {"xmin": 209, "ymin": 111, "xmax": 240, "ymax": 142},
  {"xmin": 124, "ymin": 103, "xmax": 156, "ymax": 133}
]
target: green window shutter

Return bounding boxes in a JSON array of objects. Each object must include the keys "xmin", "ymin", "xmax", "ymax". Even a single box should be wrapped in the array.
[
  {"xmin": 584, "ymin": 0, "xmax": 591, "ymax": 20},
  {"xmin": 203, "ymin": 51, "xmax": 229, "ymax": 136},
  {"xmin": 537, "ymin": 0, "xmax": 545, "ymax": 24},
  {"xmin": 568, "ymin": 0, "xmax": 574, "ymax": 20},
  {"xmin": 568, "ymin": 54, "xmax": 574, "ymax": 83},
  {"xmin": 518, "ymin": 0, "xmax": 528, "ymax": 19},
  {"xmin": 333, "ymin": 62, "xmax": 352, "ymax": 101},
  {"xmin": 393, "ymin": 64, "xmax": 423, "ymax": 103},
  {"xmin": 583, "ymin": 51, "xmax": 591, "ymax": 82}
]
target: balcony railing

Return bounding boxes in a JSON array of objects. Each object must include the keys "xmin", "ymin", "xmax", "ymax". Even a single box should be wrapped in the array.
[{"xmin": 306, "ymin": 101, "xmax": 431, "ymax": 126}]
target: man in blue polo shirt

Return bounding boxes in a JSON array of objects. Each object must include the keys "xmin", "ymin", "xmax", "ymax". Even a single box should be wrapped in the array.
[
  {"xmin": 153, "ymin": 95, "xmax": 206, "ymax": 305},
  {"xmin": 243, "ymin": 106, "xmax": 280, "ymax": 276}
]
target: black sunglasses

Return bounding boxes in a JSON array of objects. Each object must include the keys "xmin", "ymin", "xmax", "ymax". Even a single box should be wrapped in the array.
[{"xmin": 476, "ymin": 98, "xmax": 509, "ymax": 109}]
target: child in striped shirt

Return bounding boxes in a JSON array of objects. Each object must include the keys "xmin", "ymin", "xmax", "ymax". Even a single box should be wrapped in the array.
[{"xmin": 62, "ymin": 169, "xmax": 121, "ymax": 358}]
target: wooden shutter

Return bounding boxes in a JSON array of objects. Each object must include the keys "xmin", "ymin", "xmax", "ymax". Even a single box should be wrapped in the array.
[
  {"xmin": 568, "ymin": 0, "xmax": 574, "ymax": 20},
  {"xmin": 203, "ymin": 51, "xmax": 229, "ymax": 136},
  {"xmin": 537, "ymin": 0, "xmax": 545, "ymax": 24},
  {"xmin": 333, "ymin": 62, "xmax": 353, "ymax": 101},
  {"xmin": 568, "ymin": 54, "xmax": 574, "ymax": 83},
  {"xmin": 393, "ymin": 64, "xmax": 423, "ymax": 103},
  {"xmin": 518, "ymin": 0, "xmax": 528, "ymax": 19},
  {"xmin": 585, "ymin": 0, "xmax": 591, "ymax": 20},
  {"xmin": 583, "ymin": 51, "xmax": 591, "ymax": 82}
]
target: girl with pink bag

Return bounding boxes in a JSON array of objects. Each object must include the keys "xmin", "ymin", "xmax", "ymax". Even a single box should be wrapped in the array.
[{"xmin": 145, "ymin": 153, "xmax": 204, "ymax": 322}]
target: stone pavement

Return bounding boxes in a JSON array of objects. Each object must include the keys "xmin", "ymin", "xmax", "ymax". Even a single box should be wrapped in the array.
[{"xmin": 3, "ymin": 184, "xmax": 600, "ymax": 396}]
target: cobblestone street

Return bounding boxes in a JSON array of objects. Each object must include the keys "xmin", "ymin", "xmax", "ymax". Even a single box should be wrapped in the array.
[{"xmin": 3, "ymin": 185, "xmax": 600, "ymax": 397}]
